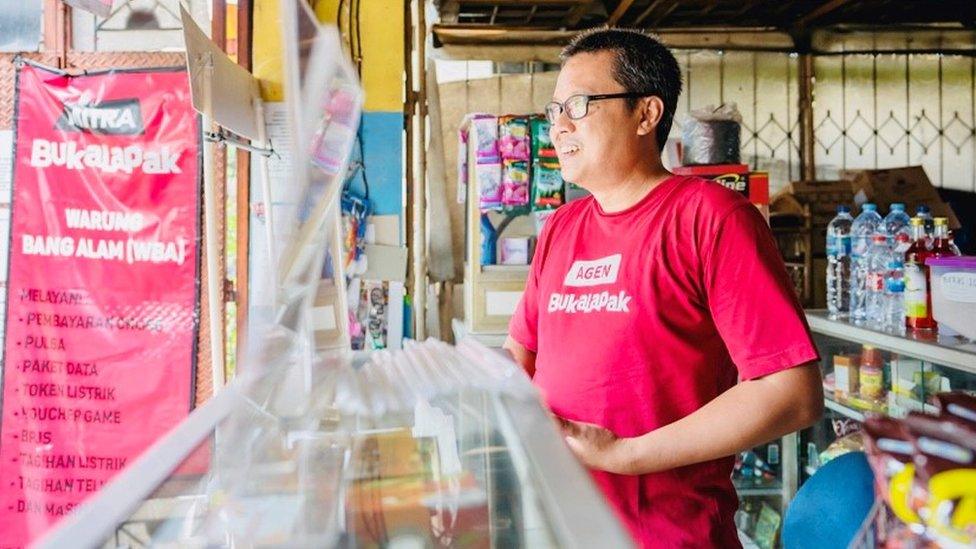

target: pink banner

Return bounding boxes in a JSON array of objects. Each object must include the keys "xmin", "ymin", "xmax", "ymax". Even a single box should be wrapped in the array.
[{"xmin": 0, "ymin": 63, "xmax": 201, "ymax": 547}]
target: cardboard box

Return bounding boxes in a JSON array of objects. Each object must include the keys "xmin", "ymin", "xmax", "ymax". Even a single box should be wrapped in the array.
[
  {"xmin": 772, "ymin": 179, "xmax": 854, "ymax": 227},
  {"xmin": 673, "ymin": 163, "xmax": 750, "ymax": 199},
  {"xmin": 842, "ymin": 166, "xmax": 960, "ymax": 229},
  {"xmin": 833, "ymin": 354, "xmax": 860, "ymax": 397}
]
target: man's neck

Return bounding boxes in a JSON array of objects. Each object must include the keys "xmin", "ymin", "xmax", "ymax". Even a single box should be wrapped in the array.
[{"xmin": 588, "ymin": 164, "xmax": 672, "ymax": 214}]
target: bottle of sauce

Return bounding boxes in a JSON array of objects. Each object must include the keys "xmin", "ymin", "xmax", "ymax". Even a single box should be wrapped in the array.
[
  {"xmin": 931, "ymin": 217, "xmax": 961, "ymax": 257},
  {"xmin": 859, "ymin": 345, "xmax": 885, "ymax": 401},
  {"xmin": 904, "ymin": 217, "xmax": 935, "ymax": 330}
]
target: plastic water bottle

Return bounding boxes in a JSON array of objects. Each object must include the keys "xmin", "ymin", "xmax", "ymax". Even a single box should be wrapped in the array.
[
  {"xmin": 882, "ymin": 203, "xmax": 912, "ymax": 252},
  {"xmin": 865, "ymin": 234, "xmax": 890, "ymax": 325},
  {"xmin": 850, "ymin": 203, "xmax": 883, "ymax": 322},
  {"xmin": 825, "ymin": 206, "xmax": 854, "ymax": 318},
  {"xmin": 883, "ymin": 259, "xmax": 905, "ymax": 331}
]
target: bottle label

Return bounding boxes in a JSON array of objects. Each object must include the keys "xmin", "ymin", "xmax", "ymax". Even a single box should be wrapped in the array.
[
  {"xmin": 852, "ymin": 236, "xmax": 869, "ymax": 258},
  {"xmin": 860, "ymin": 368, "xmax": 884, "ymax": 399},
  {"xmin": 826, "ymin": 235, "xmax": 837, "ymax": 257},
  {"xmin": 867, "ymin": 272, "xmax": 885, "ymax": 291},
  {"xmin": 904, "ymin": 263, "xmax": 928, "ymax": 318}
]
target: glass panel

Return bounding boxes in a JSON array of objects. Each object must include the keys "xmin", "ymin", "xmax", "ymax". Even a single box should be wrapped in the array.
[
  {"xmin": 0, "ymin": 1, "xmax": 43, "ymax": 52},
  {"xmin": 88, "ymin": 372, "xmax": 563, "ymax": 547}
]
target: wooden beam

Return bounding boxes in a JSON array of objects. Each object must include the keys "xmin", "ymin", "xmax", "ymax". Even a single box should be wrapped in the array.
[
  {"xmin": 234, "ymin": 0, "xmax": 252, "ymax": 364},
  {"xmin": 798, "ymin": 53, "xmax": 816, "ymax": 180},
  {"xmin": 212, "ymin": 0, "xmax": 227, "ymax": 50},
  {"xmin": 564, "ymin": 0, "xmax": 596, "ymax": 27},
  {"xmin": 606, "ymin": 0, "xmax": 636, "ymax": 27},
  {"xmin": 794, "ymin": 0, "xmax": 857, "ymax": 30},
  {"xmin": 631, "ymin": 0, "xmax": 679, "ymax": 27},
  {"xmin": 734, "ymin": 0, "xmax": 768, "ymax": 18},
  {"xmin": 43, "ymin": 0, "xmax": 69, "ymax": 62}
]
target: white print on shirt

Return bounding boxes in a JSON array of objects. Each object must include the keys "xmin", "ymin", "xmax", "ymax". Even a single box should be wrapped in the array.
[
  {"xmin": 563, "ymin": 254, "xmax": 621, "ymax": 287},
  {"xmin": 548, "ymin": 290, "xmax": 632, "ymax": 314}
]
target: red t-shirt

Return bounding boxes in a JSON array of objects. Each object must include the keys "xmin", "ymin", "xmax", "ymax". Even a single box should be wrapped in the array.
[{"xmin": 509, "ymin": 175, "xmax": 819, "ymax": 547}]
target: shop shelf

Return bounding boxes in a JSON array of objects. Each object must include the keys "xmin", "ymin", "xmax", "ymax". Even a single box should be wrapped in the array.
[
  {"xmin": 806, "ymin": 310, "xmax": 976, "ymax": 375},
  {"xmin": 734, "ymin": 477, "xmax": 784, "ymax": 497},
  {"xmin": 823, "ymin": 395, "xmax": 867, "ymax": 422}
]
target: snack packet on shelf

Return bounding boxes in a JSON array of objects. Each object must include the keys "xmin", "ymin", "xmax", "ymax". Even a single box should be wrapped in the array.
[
  {"xmin": 904, "ymin": 412, "xmax": 976, "ymax": 547},
  {"xmin": 530, "ymin": 117, "xmax": 558, "ymax": 160},
  {"xmin": 477, "ymin": 163, "xmax": 503, "ymax": 211},
  {"xmin": 863, "ymin": 416, "xmax": 924, "ymax": 527},
  {"xmin": 501, "ymin": 160, "xmax": 530, "ymax": 211},
  {"xmin": 531, "ymin": 160, "xmax": 564, "ymax": 211},
  {"xmin": 498, "ymin": 115, "xmax": 530, "ymax": 161}
]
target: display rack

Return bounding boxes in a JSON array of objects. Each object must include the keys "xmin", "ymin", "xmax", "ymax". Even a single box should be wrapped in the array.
[
  {"xmin": 798, "ymin": 309, "xmax": 976, "ymax": 537},
  {"xmin": 805, "ymin": 311, "xmax": 976, "ymax": 374}
]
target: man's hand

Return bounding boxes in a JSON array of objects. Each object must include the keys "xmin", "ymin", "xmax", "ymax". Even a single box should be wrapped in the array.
[
  {"xmin": 559, "ymin": 417, "xmax": 635, "ymax": 475},
  {"xmin": 557, "ymin": 362, "xmax": 823, "ymax": 476}
]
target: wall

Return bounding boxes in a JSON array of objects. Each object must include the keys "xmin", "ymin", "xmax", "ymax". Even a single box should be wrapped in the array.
[{"xmin": 252, "ymin": 0, "xmax": 405, "ymax": 221}]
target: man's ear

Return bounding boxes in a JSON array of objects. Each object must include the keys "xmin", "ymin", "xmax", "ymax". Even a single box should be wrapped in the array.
[{"xmin": 637, "ymin": 96, "xmax": 664, "ymax": 137}]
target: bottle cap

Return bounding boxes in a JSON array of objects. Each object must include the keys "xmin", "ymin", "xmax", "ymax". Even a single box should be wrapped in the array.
[
  {"xmin": 837, "ymin": 205, "xmax": 850, "ymax": 213},
  {"xmin": 910, "ymin": 217, "xmax": 924, "ymax": 226},
  {"xmin": 916, "ymin": 205, "xmax": 930, "ymax": 214},
  {"xmin": 887, "ymin": 259, "xmax": 904, "ymax": 269},
  {"xmin": 890, "ymin": 203, "xmax": 905, "ymax": 211},
  {"xmin": 886, "ymin": 278, "xmax": 905, "ymax": 292},
  {"xmin": 862, "ymin": 203, "xmax": 877, "ymax": 212},
  {"xmin": 934, "ymin": 217, "xmax": 948, "ymax": 226}
]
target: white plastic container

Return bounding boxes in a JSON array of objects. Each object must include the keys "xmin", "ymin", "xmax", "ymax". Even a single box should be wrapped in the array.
[{"xmin": 927, "ymin": 256, "xmax": 976, "ymax": 340}]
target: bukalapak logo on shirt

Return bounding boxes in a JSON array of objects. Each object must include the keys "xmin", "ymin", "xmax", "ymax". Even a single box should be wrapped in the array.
[
  {"xmin": 56, "ymin": 97, "xmax": 145, "ymax": 136},
  {"xmin": 549, "ymin": 254, "xmax": 633, "ymax": 314}
]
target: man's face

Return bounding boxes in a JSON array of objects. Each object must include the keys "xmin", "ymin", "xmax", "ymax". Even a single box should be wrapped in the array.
[{"xmin": 550, "ymin": 50, "xmax": 650, "ymax": 189}]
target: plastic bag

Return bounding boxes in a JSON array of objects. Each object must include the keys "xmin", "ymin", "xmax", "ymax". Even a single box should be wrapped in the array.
[{"xmin": 681, "ymin": 103, "xmax": 742, "ymax": 165}]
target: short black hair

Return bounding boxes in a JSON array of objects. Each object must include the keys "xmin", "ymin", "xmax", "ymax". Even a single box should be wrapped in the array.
[{"xmin": 561, "ymin": 27, "xmax": 682, "ymax": 152}]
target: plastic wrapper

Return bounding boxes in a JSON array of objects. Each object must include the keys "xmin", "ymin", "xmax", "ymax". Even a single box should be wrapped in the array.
[
  {"xmin": 501, "ymin": 160, "xmax": 530, "ymax": 210},
  {"xmin": 819, "ymin": 431, "xmax": 865, "ymax": 467},
  {"xmin": 861, "ymin": 393, "xmax": 976, "ymax": 547},
  {"xmin": 498, "ymin": 115, "xmax": 530, "ymax": 160},
  {"xmin": 681, "ymin": 103, "xmax": 742, "ymax": 166},
  {"xmin": 531, "ymin": 160, "xmax": 564, "ymax": 210},
  {"xmin": 530, "ymin": 117, "xmax": 557, "ymax": 160},
  {"xmin": 477, "ymin": 162, "xmax": 503, "ymax": 211}
]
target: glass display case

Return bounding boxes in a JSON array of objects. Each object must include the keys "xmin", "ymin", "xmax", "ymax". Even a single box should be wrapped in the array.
[
  {"xmin": 802, "ymin": 310, "xmax": 976, "ymax": 483},
  {"xmin": 35, "ymin": 339, "xmax": 632, "ymax": 548}
]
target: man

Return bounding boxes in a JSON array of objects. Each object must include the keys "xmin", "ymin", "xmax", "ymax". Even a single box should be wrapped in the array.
[{"xmin": 504, "ymin": 28, "xmax": 824, "ymax": 547}]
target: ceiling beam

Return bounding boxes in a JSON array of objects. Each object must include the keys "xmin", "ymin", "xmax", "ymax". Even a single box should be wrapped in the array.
[
  {"xmin": 632, "ymin": 0, "xmax": 681, "ymax": 27},
  {"xmin": 794, "ymin": 0, "xmax": 857, "ymax": 30},
  {"xmin": 564, "ymin": 1, "xmax": 596, "ymax": 27},
  {"xmin": 606, "ymin": 0, "xmax": 636, "ymax": 27}
]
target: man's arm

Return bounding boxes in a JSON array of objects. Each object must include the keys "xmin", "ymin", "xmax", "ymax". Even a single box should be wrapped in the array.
[
  {"xmin": 503, "ymin": 335, "xmax": 537, "ymax": 378},
  {"xmin": 562, "ymin": 361, "xmax": 824, "ymax": 475}
]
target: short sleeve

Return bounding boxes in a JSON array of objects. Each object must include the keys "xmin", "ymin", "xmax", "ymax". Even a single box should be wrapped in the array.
[
  {"xmin": 507, "ymin": 216, "xmax": 555, "ymax": 353},
  {"xmin": 702, "ymin": 203, "xmax": 820, "ymax": 380}
]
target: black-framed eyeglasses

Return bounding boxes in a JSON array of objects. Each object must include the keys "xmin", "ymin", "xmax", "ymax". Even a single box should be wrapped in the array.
[{"xmin": 544, "ymin": 92, "xmax": 654, "ymax": 124}]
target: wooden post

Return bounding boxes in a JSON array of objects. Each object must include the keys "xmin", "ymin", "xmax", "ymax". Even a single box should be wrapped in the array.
[
  {"xmin": 798, "ymin": 52, "xmax": 816, "ymax": 181},
  {"xmin": 235, "ymin": 0, "xmax": 253, "ymax": 361}
]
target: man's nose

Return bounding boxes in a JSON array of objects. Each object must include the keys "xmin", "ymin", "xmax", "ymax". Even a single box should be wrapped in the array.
[{"xmin": 551, "ymin": 107, "xmax": 574, "ymax": 135}]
